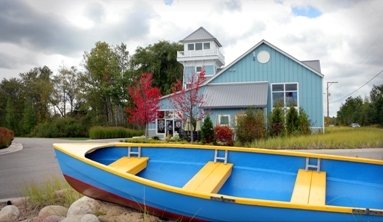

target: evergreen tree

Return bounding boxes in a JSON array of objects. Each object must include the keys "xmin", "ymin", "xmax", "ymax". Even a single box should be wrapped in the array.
[
  {"xmin": 298, "ymin": 107, "xmax": 311, "ymax": 135},
  {"xmin": 269, "ymin": 104, "xmax": 285, "ymax": 137},
  {"xmin": 5, "ymin": 98, "xmax": 18, "ymax": 134},
  {"xmin": 286, "ymin": 105, "xmax": 299, "ymax": 135},
  {"xmin": 22, "ymin": 99, "xmax": 38, "ymax": 136},
  {"xmin": 201, "ymin": 115, "xmax": 215, "ymax": 144}
]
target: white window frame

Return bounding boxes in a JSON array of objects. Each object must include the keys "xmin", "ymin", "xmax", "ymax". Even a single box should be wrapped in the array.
[
  {"xmin": 218, "ymin": 114, "xmax": 230, "ymax": 126},
  {"xmin": 187, "ymin": 42, "xmax": 210, "ymax": 51},
  {"xmin": 271, "ymin": 82, "xmax": 299, "ymax": 109},
  {"xmin": 195, "ymin": 43, "xmax": 202, "ymax": 50},
  {"xmin": 188, "ymin": 44, "xmax": 194, "ymax": 50}
]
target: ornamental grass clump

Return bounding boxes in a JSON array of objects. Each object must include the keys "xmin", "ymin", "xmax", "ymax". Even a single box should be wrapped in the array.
[
  {"xmin": 22, "ymin": 176, "xmax": 82, "ymax": 208},
  {"xmin": 89, "ymin": 126, "xmax": 144, "ymax": 139}
]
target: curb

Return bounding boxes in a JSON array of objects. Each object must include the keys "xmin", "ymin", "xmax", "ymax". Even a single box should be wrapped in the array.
[{"xmin": 0, "ymin": 143, "xmax": 23, "ymax": 156}]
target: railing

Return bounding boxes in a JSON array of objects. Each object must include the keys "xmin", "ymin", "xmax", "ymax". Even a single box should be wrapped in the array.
[{"xmin": 177, "ymin": 49, "xmax": 225, "ymax": 63}]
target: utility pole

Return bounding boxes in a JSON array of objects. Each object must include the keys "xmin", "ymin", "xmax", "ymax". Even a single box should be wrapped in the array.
[{"xmin": 326, "ymin": 81, "xmax": 338, "ymax": 127}]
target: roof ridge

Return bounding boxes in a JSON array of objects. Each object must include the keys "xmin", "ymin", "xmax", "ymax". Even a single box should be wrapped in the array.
[{"xmin": 180, "ymin": 26, "xmax": 222, "ymax": 47}]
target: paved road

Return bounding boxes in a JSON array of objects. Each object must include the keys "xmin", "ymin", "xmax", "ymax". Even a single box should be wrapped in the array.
[
  {"xmin": 0, "ymin": 138, "xmax": 382, "ymax": 200},
  {"xmin": 0, "ymin": 138, "xmax": 123, "ymax": 200}
]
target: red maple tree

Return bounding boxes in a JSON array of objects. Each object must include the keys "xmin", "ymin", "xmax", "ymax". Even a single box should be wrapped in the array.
[
  {"xmin": 169, "ymin": 68, "xmax": 207, "ymax": 142},
  {"xmin": 126, "ymin": 73, "xmax": 162, "ymax": 139}
]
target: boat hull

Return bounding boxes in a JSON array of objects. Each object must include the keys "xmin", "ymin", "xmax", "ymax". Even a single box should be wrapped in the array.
[{"xmin": 53, "ymin": 143, "xmax": 383, "ymax": 221}]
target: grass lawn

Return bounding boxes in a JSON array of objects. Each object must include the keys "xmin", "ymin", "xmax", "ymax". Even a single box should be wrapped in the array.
[{"xmin": 248, "ymin": 127, "xmax": 383, "ymax": 149}]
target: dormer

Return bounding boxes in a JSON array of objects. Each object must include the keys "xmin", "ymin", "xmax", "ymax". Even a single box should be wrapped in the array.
[{"xmin": 177, "ymin": 27, "xmax": 225, "ymax": 72}]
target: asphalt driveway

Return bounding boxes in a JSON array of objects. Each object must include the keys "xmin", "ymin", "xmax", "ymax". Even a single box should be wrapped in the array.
[{"xmin": 0, "ymin": 138, "xmax": 123, "ymax": 200}]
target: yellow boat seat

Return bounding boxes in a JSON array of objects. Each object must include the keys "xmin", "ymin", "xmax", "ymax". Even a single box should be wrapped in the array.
[
  {"xmin": 183, "ymin": 161, "xmax": 233, "ymax": 193},
  {"xmin": 291, "ymin": 169, "xmax": 326, "ymax": 205},
  {"xmin": 108, "ymin": 156, "xmax": 149, "ymax": 175}
]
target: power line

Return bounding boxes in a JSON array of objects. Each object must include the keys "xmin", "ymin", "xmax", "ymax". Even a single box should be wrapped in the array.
[{"xmin": 330, "ymin": 69, "xmax": 383, "ymax": 103}]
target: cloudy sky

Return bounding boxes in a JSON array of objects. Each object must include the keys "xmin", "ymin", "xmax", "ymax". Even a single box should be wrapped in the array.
[{"xmin": 1, "ymin": 0, "xmax": 382, "ymax": 116}]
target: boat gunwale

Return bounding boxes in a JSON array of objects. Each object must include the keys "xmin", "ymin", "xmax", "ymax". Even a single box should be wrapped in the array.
[{"xmin": 53, "ymin": 142, "xmax": 383, "ymax": 216}]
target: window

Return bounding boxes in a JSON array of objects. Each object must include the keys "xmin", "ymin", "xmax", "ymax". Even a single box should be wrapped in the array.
[
  {"xmin": 184, "ymin": 82, "xmax": 191, "ymax": 89},
  {"xmin": 196, "ymin": 66, "xmax": 202, "ymax": 72},
  {"xmin": 218, "ymin": 115, "xmax": 230, "ymax": 125},
  {"xmin": 272, "ymin": 83, "xmax": 298, "ymax": 108},
  {"xmin": 188, "ymin": 44, "xmax": 194, "ymax": 50},
  {"xmin": 187, "ymin": 43, "xmax": 210, "ymax": 51},
  {"xmin": 196, "ymin": 43, "xmax": 202, "ymax": 50}
]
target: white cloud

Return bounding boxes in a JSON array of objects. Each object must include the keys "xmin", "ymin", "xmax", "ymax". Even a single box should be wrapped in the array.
[{"xmin": 0, "ymin": 0, "xmax": 382, "ymax": 117}]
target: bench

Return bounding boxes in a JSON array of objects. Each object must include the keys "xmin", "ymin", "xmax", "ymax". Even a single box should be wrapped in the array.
[
  {"xmin": 183, "ymin": 161, "xmax": 233, "ymax": 193},
  {"xmin": 108, "ymin": 157, "xmax": 149, "ymax": 175},
  {"xmin": 290, "ymin": 169, "xmax": 326, "ymax": 205}
]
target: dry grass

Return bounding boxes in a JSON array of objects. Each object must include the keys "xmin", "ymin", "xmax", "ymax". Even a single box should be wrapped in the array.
[
  {"xmin": 248, "ymin": 127, "xmax": 383, "ymax": 149},
  {"xmin": 21, "ymin": 175, "xmax": 82, "ymax": 208}
]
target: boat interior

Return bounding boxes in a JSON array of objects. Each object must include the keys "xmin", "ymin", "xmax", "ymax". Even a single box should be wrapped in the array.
[{"xmin": 85, "ymin": 145, "xmax": 383, "ymax": 212}]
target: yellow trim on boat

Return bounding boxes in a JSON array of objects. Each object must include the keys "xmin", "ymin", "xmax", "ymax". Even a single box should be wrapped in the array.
[
  {"xmin": 114, "ymin": 143, "xmax": 383, "ymax": 165},
  {"xmin": 53, "ymin": 142, "xmax": 383, "ymax": 216}
]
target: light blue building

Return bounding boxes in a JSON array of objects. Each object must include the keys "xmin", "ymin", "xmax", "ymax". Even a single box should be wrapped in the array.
[{"xmin": 150, "ymin": 27, "xmax": 324, "ymax": 139}]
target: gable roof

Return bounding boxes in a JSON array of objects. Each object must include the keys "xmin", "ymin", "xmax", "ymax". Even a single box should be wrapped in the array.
[
  {"xmin": 202, "ymin": 82, "xmax": 268, "ymax": 108},
  {"xmin": 203, "ymin": 39, "xmax": 323, "ymax": 86},
  {"xmin": 301, "ymin": 60, "xmax": 321, "ymax": 73},
  {"xmin": 180, "ymin": 26, "xmax": 222, "ymax": 47}
]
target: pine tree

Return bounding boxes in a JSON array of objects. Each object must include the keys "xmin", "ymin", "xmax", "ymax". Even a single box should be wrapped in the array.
[{"xmin": 201, "ymin": 115, "xmax": 215, "ymax": 144}]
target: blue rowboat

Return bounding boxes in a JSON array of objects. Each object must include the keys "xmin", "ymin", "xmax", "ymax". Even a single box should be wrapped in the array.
[{"xmin": 53, "ymin": 143, "xmax": 383, "ymax": 221}]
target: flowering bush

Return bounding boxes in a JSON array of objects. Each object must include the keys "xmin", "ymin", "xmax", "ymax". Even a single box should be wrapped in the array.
[
  {"xmin": 214, "ymin": 125, "xmax": 234, "ymax": 146},
  {"xmin": 0, "ymin": 127, "xmax": 14, "ymax": 149}
]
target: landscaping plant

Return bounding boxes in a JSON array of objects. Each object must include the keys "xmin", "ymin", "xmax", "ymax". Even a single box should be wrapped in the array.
[
  {"xmin": 214, "ymin": 125, "xmax": 234, "ymax": 146},
  {"xmin": 0, "ymin": 127, "xmax": 14, "ymax": 148},
  {"xmin": 236, "ymin": 108, "xmax": 266, "ymax": 145},
  {"xmin": 201, "ymin": 115, "xmax": 215, "ymax": 144},
  {"xmin": 268, "ymin": 104, "xmax": 285, "ymax": 137}
]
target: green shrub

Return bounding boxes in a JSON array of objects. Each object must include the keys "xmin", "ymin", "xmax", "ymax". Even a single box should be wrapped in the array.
[
  {"xmin": 214, "ymin": 125, "xmax": 234, "ymax": 146},
  {"xmin": 0, "ymin": 127, "xmax": 14, "ymax": 148},
  {"xmin": 268, "ymin": 104, "xmax": 285, "ymax": 137},
  {"xmin": 201, "ymin": 115, "xmax": 215, "ymax": 144},
  {"xmin": 298, "ymin": 107, "xmax": 312, "ymax": 135},
  {"xmin": 236, "ymin": 108, "xmax": 266, "ymax": 145},
  {"xmin": 31, "ymin": 117, "xmax": 89, "ymax": 138},
  {"xmin": 286, "ymin": 104, "xmax": 299, "ymax": 135},
  {"xmin": 89, "ymin": 126, "xmax": 144, "ymax": 139}
]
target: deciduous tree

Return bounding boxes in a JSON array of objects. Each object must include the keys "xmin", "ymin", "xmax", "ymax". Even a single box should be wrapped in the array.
[
  {"xmin": 126, "ymin": 73, "xmax": 162, "ymax": 139},
  {"xmin": 169, "ymin": 69, "xmax": 206, "ymax": 143},
  {"xmin": 51, "ymin": 65, "xmax": 80, "ymax": 117},
  {"xmin": 19, "ymin": 66, "xmax": 54, "ymax": 124},
  {"xmin": 129, "ymin": 41, "xmax": 183, "ymax": 95}
]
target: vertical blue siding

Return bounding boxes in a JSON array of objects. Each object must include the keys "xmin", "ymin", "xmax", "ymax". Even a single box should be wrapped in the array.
[
  {"xmin": 184, "ymin": 66, "xmax": 195, "ymax": 81},
  {"xmin": 204, "ymin": 65, "xmax": 215, "ymax": 75},
  {"xmin": 184, "ymin": 65, "xmax": 214, "ymax": 77},
  {"xmin": 209, "ymin": 43, "xmax": 323, "ymax": 128}
]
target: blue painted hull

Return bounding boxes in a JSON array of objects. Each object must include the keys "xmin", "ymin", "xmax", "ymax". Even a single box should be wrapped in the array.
[{"xmin": 53, "ymin": 143, "xmax": 383, "ymax": 221}]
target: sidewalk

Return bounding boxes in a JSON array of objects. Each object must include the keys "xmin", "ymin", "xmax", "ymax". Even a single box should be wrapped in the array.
[{"xmin": 0, "ymin": 143, "xmax": 23, "ymax": 155}]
